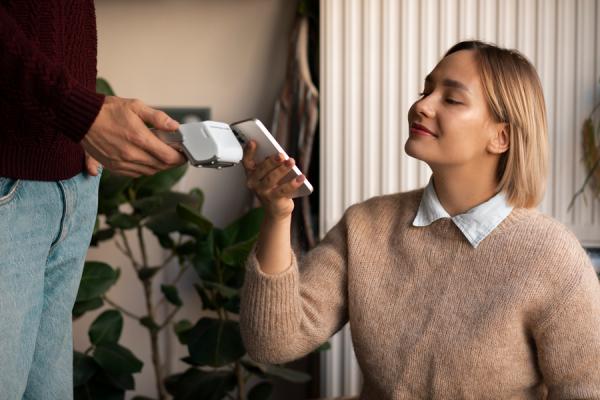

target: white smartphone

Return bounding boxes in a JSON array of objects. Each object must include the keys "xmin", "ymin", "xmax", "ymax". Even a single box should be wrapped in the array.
[{"xmin": 230, "ymin": 118, "xmax": 313, "ymax": 198}]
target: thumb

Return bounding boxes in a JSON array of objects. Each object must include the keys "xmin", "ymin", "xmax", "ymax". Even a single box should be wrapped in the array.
[
  {"xmin": 85, "ymin": 153, "xmax": 102, "ymax": 176},
  {"xmin": 137, "ymin": 104, "xmax": 179, "ymax": 131}
]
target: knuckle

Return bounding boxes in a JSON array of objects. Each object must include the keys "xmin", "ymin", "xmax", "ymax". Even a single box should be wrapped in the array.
[{"xmin": 129, "ymin": 98, "xmax": 144, "ymax": 108}]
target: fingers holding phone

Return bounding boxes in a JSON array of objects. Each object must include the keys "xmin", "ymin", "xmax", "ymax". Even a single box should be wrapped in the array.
[{"xmin": 243, "ymin": 140, "xmax": 305, "ymax": 221}]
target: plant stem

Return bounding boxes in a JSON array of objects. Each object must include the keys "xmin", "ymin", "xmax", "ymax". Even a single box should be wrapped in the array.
[
  {"xmin": 159, "ymin": 306, "xmax": 181, "ymax": 330},
  {"xmin": 235, "ymin": 361, "xmax": 245, "ymax": 400},
  {"xmin": 119, "ymin": 230, "xmax": 140, "ymax": 270},
  {"xmin": 103, "ymin": 295, "xmax": 141, "ymax": 319},
  {"xmin": 136, "ymin": 226, "xmax": 166, "ymax": 400}
]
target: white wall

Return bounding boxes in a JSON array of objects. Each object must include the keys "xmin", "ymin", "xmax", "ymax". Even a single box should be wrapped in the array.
[
  {"xmin": 77, "ymin": 1, "xmax": 297, "ymax": 397},
  {"xmin": 320, "ymin": 0, "xmax": 600, "ymax": 397}
]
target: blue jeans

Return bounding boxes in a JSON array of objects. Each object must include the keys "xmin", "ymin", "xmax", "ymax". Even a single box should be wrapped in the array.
[{"xmin": 0, "ymin": 170, "xmax": 101, "ymax": 400}]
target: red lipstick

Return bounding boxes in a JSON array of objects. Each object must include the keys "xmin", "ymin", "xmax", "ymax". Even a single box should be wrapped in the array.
[{"xmin": 410, "ymin": 122, "xmax": 437, "ymax": 137}]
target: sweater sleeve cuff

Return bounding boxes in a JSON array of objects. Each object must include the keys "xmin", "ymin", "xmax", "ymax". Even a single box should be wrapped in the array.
[
  {"xmin": 241, "ymin": 247, "xmax": 301, "ymax": 336},
  {"xmin": 55, "ymin": 82, "xmax": 105, "ymax": 143}
]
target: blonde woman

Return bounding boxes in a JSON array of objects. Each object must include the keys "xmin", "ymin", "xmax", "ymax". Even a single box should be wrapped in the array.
[{"xmin": 239, "ymin": 41, "xmax": 600, "ymax": 398}]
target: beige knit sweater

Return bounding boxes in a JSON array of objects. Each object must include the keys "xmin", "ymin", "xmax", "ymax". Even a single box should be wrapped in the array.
[{"xmin": 240, "ymin": 189, "xmax": 600, "ymax": 399}]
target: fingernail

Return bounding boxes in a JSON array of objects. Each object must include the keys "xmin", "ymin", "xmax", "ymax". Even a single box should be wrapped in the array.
[
  {"xmin": 296, "ymin": 175, "xmax": 305, "ymax": 182},
  {"xmin": 166, "ymin": 119, "xmax": 178, "ymax": 129}
]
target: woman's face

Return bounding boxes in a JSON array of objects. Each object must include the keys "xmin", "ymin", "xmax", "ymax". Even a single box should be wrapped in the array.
[{"xmin": 405, "ymin": 49, "xmax": 503, "ymax": 170}]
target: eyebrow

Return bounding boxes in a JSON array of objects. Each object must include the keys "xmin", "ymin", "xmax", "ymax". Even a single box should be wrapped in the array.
[{"xmin": 424, "ymin": 74, "xmax": 470, "ymax": 93}]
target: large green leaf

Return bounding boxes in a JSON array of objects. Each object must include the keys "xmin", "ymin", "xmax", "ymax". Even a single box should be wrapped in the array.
[
  {"xmin": 96, "ymin": 370, "xmax": 135, "ymax": 391},
  {"xmin": 93, "ymin": 343, "xmax": 143, "ymax": 375},
  {"xmin": 161, "ymin": 284, "xmax": 183, "ymax": 307},
  {"xmin": 106, "ymin": 213, "xmax": 140, "ymax": 230},
  {"xmin": 176, "ymin": 203, "xmax": 212, "ymax": 234},
  {"xmin": 248, "ymin": 381, "xmax": 273, "ymax": 400},
  {"xmin": 88, "ymin": 310, "xmax": 123, "ymax": 345},
  {"xmin": 132, "ymin": 191, "xmax": 203, "ymax": 218},
  {"xmin": 73, "ymin": 297, "xmax": 104, "ymax": 318},
  {"xmin": 220, "ymin": 237, "xmax": 257, "ymax": 267},
  {"xmin": 96, "ymin": 78, "xmax": 116, "ymax": 96},
  {"xmin": 133, "ymin": 164, "xmax": 188, "ymax": 197},
  {"xmin": 193, "ymin": 231, "xmax": 215, "ymax": 280},
  {"xmin": 225, "ymin": 207, "xmax": 264, "ymax": 243},
  {"xmin": 90, "ymin": 228, "xmax": 116, "ymax": 246},
  {"xmin": 145, "ymin": 210, "xmax": 194, "ymax": 236},
  {"xmin": 173, "ymin": 319, "xmax": 193, "ymax": 345},
  {"xmin": 76, "ymin": 262, "xmax": 119, "ymax": 302},
  {"xmin": 164, "ymin": 368, "xmax": 235, "ymax": 400},
  {"xmin": 74, "ymin": 374, "xmax": 126, "ymax": 400},
  {"xmin": 73, "ymin": 351, "xmax": 98, "ymax": 387},
  {"xmin": 187, "ymin": 318, "xmax": 245, "ymax": 367}
]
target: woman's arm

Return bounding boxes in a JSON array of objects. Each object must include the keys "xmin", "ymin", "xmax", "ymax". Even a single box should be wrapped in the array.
[
  {"xmin": 533, "ymin": 262, "xmax": 600, "ymax": 397},
  {"xmin": 239, "ymin": 142, "xmax": 349, "ymax": 363}
]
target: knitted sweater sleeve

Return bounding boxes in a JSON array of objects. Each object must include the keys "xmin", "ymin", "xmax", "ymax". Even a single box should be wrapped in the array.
[
  {"xmin": 0, "ymin": 5, "xmax": 104, "ymax": 143},
  {"xmin": 240, "ymin": 213, "xmax": 350, "ymax": 364},
  {"xmin": 533, "ymin": 252, "xmax": 600, "ymax": 398}
]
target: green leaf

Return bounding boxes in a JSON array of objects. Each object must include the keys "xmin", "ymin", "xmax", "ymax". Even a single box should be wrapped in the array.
[
  {"xmin": 76, "ymin": 262, "xmax": 119, "ymax": 302},
  {"xmin": 176, "ymin": 203, "xmax": 212, "ymax": 234},
  {"xmin": 96, "ymin": 370, "xmax": 135, "ymax": 391},
  {"xmin": 225, "ymin": 207, "xmax": 264, "ymax": 243},
  {"xmin": 220, "ymin": 237, "xmax": 257, "ymax": 267},
  {"xmin": 248, "ymin": 381, "xmax": 273, "ymax": 400},
  {"xmin": 106, "ymin": 213, "xmax": 140, "ymax": 230},
  {"xmin": 96, "ymin": 78, "xmax": 116, "ymax": 96},
  {"xmin": 193, "ymin": 231, "xmax": 215, "ymax": 280},
  {"xmin": 93, "ymin": 343, "xmax": 143, "ymax": 375},
  {"xmin": 174, "ymin": 319, "xmax": 193, "ymax": 345},
  {"xmin": 193, "ymin": 284, "xmax": 218, "ymax": 311},
  {"xmin": 74, "ymin": 378, "xmax": 125, "ymax": 400},
  {"xmin": 155, "ymin": 233, "xmax": 175, "ymax": 249},
  {"xmin": 145, "ymin": 211, "xmax": 190, "ymax": 235},
  {"xmin": 264, "ymin": 364, "xmax": 311, "ymax": 383},
  {"xmin": 134, "ymin": 164, "xmax": 188, "ymax": 197},
  {"xmin": 315, "ymin": 341, "xmax": 331, "ymax": 352},
  {"xmin": 139, "ymin": 316, "xmax": 160, "ymax": 333},
  {"xmin": 73, "ymin": 351, "xmax": 98, "ymax": 387},
  {"xmin": 137, "ymin": 267, "xmax": 161, "ymax": 281},
  {"xmin": 201, "ymin": 281, "xmax": 239, "ymax": 299},
  {"xmin": 89, "ymin": 310, "xmax": 123, "ymax": 345},
  {"xmin": 161, "ymin": 284, "xmax": 183, "ymax": 307},
  {"xmin": 164, "ymin": 368, "xmax": 235, "ymax": 400},
  {"xmin": 90, "ymin": 227, "xmax": 116, "ymax": 246},
  {"xmin": 73, "ymin": 297, "xmax": 104, "ymax": 318},
  {"xmin": 187, "ymin": 318, "xmax": 245, "ymax": 367},
  {"xmin": 131, "ymin": 196, "xmax": 164, "ymax": 216}
]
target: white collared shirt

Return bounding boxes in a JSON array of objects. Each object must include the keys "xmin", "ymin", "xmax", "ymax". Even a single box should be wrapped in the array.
[{"xmin": 412, "ymin": 178, "xmax": 514, "ymax": 248}]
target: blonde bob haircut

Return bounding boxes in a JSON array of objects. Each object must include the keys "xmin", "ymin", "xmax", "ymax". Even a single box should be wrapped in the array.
[{"xmin": 445, "ymin": 40, "xmax": 548, "ymax": 209}]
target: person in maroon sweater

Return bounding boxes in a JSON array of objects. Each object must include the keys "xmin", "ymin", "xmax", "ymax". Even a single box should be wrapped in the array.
[{"xmin": 0, "ymin": 1, "xmax": 186, "ymax": 398}]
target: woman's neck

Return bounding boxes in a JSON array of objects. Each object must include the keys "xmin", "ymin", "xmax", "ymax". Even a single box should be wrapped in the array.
[{"xmin": 430, "ymin": 167, "xmax": 499, "ymax": 217}]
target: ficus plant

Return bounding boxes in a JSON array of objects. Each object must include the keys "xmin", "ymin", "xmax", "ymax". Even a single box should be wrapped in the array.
[{"xmin": 71, "ymin": 79, "xmax": 314, "ymax": 400}]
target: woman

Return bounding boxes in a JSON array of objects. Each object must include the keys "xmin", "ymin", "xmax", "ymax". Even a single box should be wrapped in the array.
[{"xmin": 239, "ymin": 41, "xmax": 600, "ymax": 398}]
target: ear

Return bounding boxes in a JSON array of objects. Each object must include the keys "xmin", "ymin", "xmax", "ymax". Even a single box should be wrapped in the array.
[{"xmin": 487, "ymin": 123, "xmax": 510, "ymax": 155}]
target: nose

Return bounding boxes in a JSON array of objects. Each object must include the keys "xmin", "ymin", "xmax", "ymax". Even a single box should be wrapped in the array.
[{"xmin": 413, "ymin": 95, "xmax": 435, "ymax": 119}]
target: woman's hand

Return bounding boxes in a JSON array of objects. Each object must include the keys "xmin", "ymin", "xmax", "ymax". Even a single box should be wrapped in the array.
[{"xmin": 242, "ymin": 140, "xmax": 306, "ymax": 221}]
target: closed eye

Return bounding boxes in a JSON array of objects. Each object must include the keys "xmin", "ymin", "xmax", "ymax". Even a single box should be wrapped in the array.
[{"xmin": 445, "ymin": 98, "xmax": 462, "ymax": 105}]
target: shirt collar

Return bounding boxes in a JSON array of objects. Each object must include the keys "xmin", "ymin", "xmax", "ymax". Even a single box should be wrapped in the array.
[{"xmin": 412, "ymin": 178, "xmax": 513, "ymax": 248}]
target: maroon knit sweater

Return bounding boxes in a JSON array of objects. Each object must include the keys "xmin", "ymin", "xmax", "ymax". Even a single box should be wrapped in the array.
[{"xmin": 0, "ymin": 0, "xmax": 105, "ymax": 181}]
